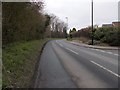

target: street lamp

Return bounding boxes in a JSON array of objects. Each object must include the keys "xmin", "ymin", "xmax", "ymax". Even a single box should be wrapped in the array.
[
  {"xmin": 65, "ymin": 17, "xmax": 68, "ymax": 28},
  {"xmin": 65, "ymin": 17, "xmax": 68, "ymax": 38},
  {"xmin": 91, "ymin": 0, "xmax": 94, "ymax": 45}
]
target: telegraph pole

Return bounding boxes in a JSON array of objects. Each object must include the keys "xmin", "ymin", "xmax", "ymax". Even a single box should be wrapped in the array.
[{"xmin": 91, "ymin": 0, "xmax": 94, "ymax": 45}]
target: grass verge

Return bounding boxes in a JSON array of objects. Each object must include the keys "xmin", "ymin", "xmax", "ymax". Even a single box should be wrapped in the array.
[
  {"xmin": 2, "ymin": 39, "xmax": 49, "ymax": 88},
  {"xmin": 67, "ymin": 37, "xmax": 110, "ymax": 46},
  {"xmin": 0, "ymin": 48, "xmax": 2, "ymax": 89}
]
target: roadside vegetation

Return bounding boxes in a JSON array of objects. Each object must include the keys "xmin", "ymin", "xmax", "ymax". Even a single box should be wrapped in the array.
[
  {"xmin": 2, "ymin": 1, "xmax": 68, "ymax": 88},
  {"xmin": 68, "ymin": 26, "xmax": 120, "ymax": 46},
  {"xmin": 3, "ymin": 39, "xmax": 48, "ymax": 88},
  {"xmin": 2, "ymin": 2, "xmax": 67, "ymax": 45}
]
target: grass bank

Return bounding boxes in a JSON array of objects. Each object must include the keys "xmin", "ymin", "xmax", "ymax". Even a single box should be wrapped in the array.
[
  {"xmin": 0, "ymin": 48, "xmax": 2, "ymax": 89},
  {"xmin": 67, "ymin": 37, "xmax": 110, "ymax": 46},
  {"xmin": 2, "ymin": 39, "xmax": 50, "ymax": 88}
]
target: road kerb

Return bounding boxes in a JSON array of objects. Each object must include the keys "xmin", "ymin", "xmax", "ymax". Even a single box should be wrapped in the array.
[{"xmin": 67, "ymin": 41, "xmax": 118, "ymax": 50}]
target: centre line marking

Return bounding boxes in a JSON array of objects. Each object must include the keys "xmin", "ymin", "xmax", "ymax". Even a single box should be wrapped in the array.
[
  {"xmin": 90, "ymin": 49, "xmax": 118, "ymax": 56},
  {"xmin": 99, "ymin": 50, "xmax": 105, "ymax": 52},
  {"xmin": 107, "ymin": 52, "xmax": 113, "ymax": 54},
  {"xmin": 114, "ymin": 54, "xmax": 118, "ymax": 56},
  {"xmin": 66, "ymin": 48, "xmax": 79, "ymax": 55},
  {"xmin": 94, "ymin": 49, "xmax": 99, "ymax": 51},
  {"xmin": 90, "ymin": 61, "xmax": 120, "ymax": 78},
  {"xmin": 59, "ymin": 44, "xmax": 63, "ymax": 47}
]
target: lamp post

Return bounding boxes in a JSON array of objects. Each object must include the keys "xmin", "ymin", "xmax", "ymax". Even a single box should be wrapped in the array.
[
  {"xmin": 65, "ymin": 17, "xmax": 68, "ymax": 38},
  {"xmin": 65, "ymin": 17, "xmax": 68, "ymax": 29},
  {"xmin": 91, "ymin": 0, "xmax": 94, "ymax": 45}
]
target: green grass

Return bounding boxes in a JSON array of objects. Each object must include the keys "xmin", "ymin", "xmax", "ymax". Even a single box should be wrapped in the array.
[
  {"xmin": 0, "ymin": 48, "xmax": 2, "ymax": 89},
  {"xmin": 2, "ymin": 39, "xmax": 49, "ymax": 88}
]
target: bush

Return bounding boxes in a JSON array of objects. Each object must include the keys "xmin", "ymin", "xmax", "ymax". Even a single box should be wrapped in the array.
[
  {"xmin": 94, "ymin": 27, "xmax": 120, "ymax": 46},
  {"xmin": 88, "ymin": 40, "xmax": 100, "ymax": 45}
]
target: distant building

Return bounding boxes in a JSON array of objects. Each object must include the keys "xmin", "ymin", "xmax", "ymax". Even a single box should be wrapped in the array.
[
  {"xmin": 102, "ymin": 24, "xmax": 113, "ymax": 27},
  {"xmin": 112, "ymin": 22, "xmax": 120, "ymax": 27},
  {"xmin": 102, "ymin": 22, "xmax": 120, "ymax": 27}
]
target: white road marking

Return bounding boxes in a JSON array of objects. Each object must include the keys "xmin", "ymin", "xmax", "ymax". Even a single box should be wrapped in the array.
[
  {"xmin": 56, "ymin": 40, "xmax": 63, "ymax": 47},
  {"xmin": 114, "ymin": 54, "xmax": 119, "ymax": 56},
  {"xmin": 94, "ymin": 49, "xmax": 99, "ymax": 51},
  {"xmin": 107, "ymin": 52, "xmax": 113, "ymax": 54},
  {"xmin": 59, "ymin": 44, "xmax": 63, "ymax": 47},
  {"xmin": 90, "ymin": 61, "xmax": 120, "ymax": 78},
  {"xmin": 90, "ymin": 49, "xmax": 118, "ymax": 56},
  {"xmin": 99, "ymin": 50, "xmax": 105, "ymax": 52},
  {"xmin": 66, "ymin": 48, "xmax": 79, "ymax": 55}
]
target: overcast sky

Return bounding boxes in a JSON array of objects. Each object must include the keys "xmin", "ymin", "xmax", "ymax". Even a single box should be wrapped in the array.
[{"xmin": 44, "ymin": 0, "xmax": 119, "ymax": 30}]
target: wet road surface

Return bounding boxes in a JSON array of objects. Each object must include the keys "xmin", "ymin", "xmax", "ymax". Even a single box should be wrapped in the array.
[{"xmin": 35, "ymin": 40, "xmax": 119, "ymax": 88}]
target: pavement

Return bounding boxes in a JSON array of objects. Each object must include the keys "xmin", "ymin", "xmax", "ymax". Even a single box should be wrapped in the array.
[
  {"xmin": 67, "ymin": 40, "xmax": 119, "ymax": 50},
  {"xmin": 34, "ymin": 40, "xmax": 119, "ymax": 88}
]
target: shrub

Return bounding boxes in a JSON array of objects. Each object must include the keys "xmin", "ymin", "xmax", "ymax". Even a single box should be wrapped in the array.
[{"xmin": 94, "ymin": 27, "xmax": 120, "ymax": 46}]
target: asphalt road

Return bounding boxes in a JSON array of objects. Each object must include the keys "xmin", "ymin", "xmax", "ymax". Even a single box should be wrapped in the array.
[{"xmin": 35, "ymin": 40, "xmax": 119, "ymax": 88}]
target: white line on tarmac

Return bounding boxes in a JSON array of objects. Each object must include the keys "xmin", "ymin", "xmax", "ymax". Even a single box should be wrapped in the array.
[
  {"xmin": 91, "ymin": 60, "xmax": 120, "ymax": 78},
  {"xmin": 66, "ymin": 48, "xmax": 79, "ymax": 55},
  {"xmin": 59, "ymin": 44, "xmax": 63, "ymax": 47},
  {"xmin": 107, "ymin": 52, "xmax": 113, "ymax": 54},
  {"xmin": 114, "ymin": 54, "xmax": 119, "ymax": 56},
  {"xmin": 99, "ymin": 50, "xmax": 105, "ymax": 52},
  {"xmin": 90, "ymin": 49, "xmax": 118, "ymax": 56},
  {"xmin": 94, "ymin": 49, "xmax": 99, "ymax": 51}
]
